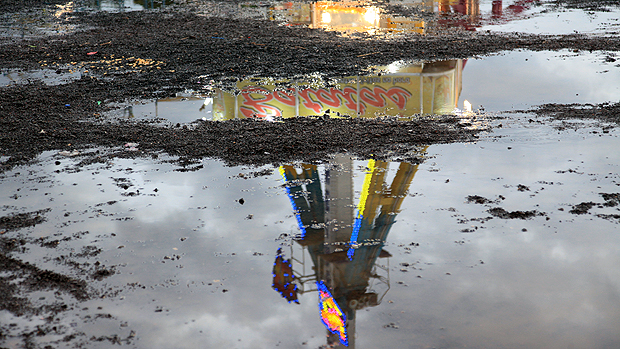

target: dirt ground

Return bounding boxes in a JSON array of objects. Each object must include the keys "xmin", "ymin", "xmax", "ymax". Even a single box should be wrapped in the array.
[
  {"xmin": 1, "ymin": 0, "xmax": 619, "ymax": 347},
  {"xmin": 1, "ymin": 1, "xmax": 619, "ymax": 172}
]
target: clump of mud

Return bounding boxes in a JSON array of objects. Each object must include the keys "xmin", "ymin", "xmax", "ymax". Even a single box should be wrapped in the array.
[
  {"xmin": 487, "ymin": 207, "xmax": 545, "ymax": 220},
  {"xmin": 568, "ymin": 193, "xmax": 620, "ymax": 218}
]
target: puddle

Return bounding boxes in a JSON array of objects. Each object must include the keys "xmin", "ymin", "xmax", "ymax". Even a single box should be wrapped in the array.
[
  {"xmin": 211, "ymin": 60, "xmax": 466, "ymax": 120},
  {"xmin": 2, "ymin": 0, "xmax": 620, "ymax": 347},
  {"xmin": 0, "ymin": 0, "xmax": 174, "ymax": 38},
  {"xmin": 178, "ymin": 0, "xmax": 620, "ymax": 36},
  {"xmin": 480, "ymin": 4, "xmax": 620, "ymax": 35},
  {"xmin": 460, "ymin": 50, "xmax": 620, "ymax": 111},
  {"xmin": 80, "ymin": 0, "xmax": 174, "ymax": 12},
  {"xmin": 0, "ymin": 68, "xmax": 84, "ymax": 86},
  {"xmin": 2, "ymin": 115, "xmax": 620, "ymax": 347},
  {"xmin": 114, "ymin": 49, "xmax": 619, "ymax": 124},
  {"xmin": 108, "ymin": 96, "xmax": 213, "ymax": 124}
]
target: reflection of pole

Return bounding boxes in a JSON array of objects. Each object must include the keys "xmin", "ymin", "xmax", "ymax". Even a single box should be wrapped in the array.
[
  {"xmin": 124, "ymin": 105, "xmax": 134, "ymax": 118},
  {"xmin": 492, "ymin": 0, "xmax": 503, "ymax": 17},
  {"xmin": 325, "ymin": 154, "xmax": 354, "ymax": 255}
]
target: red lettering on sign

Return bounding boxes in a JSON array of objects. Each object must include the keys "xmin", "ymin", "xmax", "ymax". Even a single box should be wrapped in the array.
[
  {"xmin": 237, "ymin": 84, "xmax": 412, "ymax": 118},
  {"xmin": 359, "ymin": 87, "xmax": 384, "ymax": 108},
  {"xmin": 384, "ymin": 87, "xmax": 411, "ymax": 110},
  {"xmin": 240, "ymin": 87, "xmax": 282, "ymax": 118},
  {"xmin": 297, "ymin": 89, "xmax": 323, "ymax": 114},
  {"xmin": 273, "ymin": 89, "xmax": 296, "ymax": 106},
  {"xmin": 299, "ymin": 87, "xmax": 358, "ymax": 114},
  {"xmin": 316, "ymin": 87, "xmax": 357, "ymax": 110},
  {"xmin": 359, "ymin": 86, "xmax": 412, "ymax": 111}
]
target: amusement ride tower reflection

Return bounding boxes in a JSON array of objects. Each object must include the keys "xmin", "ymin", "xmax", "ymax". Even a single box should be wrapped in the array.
[{"xmin": 274, "ymin": 154, "xmax": 425, "ymax": 348}]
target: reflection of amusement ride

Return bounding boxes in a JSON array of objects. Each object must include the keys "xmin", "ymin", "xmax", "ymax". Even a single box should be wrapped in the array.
[
  {"xmin": 272, "ymin": 154, "xmax": 425, "ymax": 348},
  {"xmin": 213, "ymin": 59, "xmax": 465, "ymax": 120}
]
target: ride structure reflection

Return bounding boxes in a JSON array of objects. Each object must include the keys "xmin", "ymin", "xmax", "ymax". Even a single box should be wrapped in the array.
[
  {"xmin": 213, "ymin": 60, "xmax": 465, "ymax": 120},
  {"xmin": 273, "ymin": 155, "xmax": 423, "ymax": 348}
]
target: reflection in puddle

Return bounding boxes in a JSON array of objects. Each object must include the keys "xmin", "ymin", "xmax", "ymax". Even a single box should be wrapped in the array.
[
  {"xmin": 105, "ymin": 49, "xmax": 620, "ymax": 123},
  {"xmin": 81, "ymin": 0, "xmax": 173, "ymax": 12},
  {"xmin": 178, "ymin": 0, "xmax": 619, "ymax": 35},
  {"xmin": 460, "ymin": 50, "xmax": 620, "ymax": 111},
  {"xmin": 2, "ymin": 0, "xmax": 618, "ymax": 40},
  {"xmin": 214, "ymin": 60, "xmax": 465, "ymax": 119},
  {"xmin": 0, "ymin": 68, "xmax": 84, "ymax": 86},
  {"xmin": 3, "ymin": 122, "xmax": 620, "ymax": 347},
  {"xmin": 113, "ymin": 96, "xmax": 213, "ymax": 123},
  {"xmin": 278, "ymin": 156, "xmax": 423, "ymax": 347}
]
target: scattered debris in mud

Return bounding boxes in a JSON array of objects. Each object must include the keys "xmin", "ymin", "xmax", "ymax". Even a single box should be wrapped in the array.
[
  {"xmin": 569, "ymin": 201, "xmax": 597, "ymax": 215},
  {"xmin": 0, "ymin": 208, "xmax": 50, "ymax": 232},
  {"xmin": 466, "ymin": 195, "xmax": 503, "ymax": 205},
  {"xmin": 569, "ymin": 193, "xmax": 620, "ymax": 218}
]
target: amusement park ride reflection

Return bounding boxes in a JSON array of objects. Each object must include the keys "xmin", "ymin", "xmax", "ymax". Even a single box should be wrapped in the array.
[
  {"xmin": 211, "ymin": 0, "xmax": 537, "ymax": 121},
  {"xmin": 274, "ymin": 156, "xmax": 424, "ymax": 348}
]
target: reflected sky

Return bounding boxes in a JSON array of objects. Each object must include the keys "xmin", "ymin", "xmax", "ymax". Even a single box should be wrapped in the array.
[
  {"xmin": 80, "ymin": 0, "xmax": 172, "ymax": 12},
  {"xmin": 2, "ymin": 117, "xmax": 620, "ymax": 347},
  {"xmin": 460, "ymin": 50, "xmax": 620, "ymax": 111}
]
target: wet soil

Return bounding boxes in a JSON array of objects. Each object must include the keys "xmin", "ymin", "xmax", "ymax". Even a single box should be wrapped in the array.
[
  {"xmin": 1, "ymin": 1, "xmax": 620, "ymax": 347},
  {"xmin": 0, "ymin": 9, "xmax": 620, "ymax": 168},
  {"xmin": 1, "ymin": 6, "xmax": 620, "ymax": 173},
  {"xmin": 529, "ymin": 101, "xmax": 620, "ymax": 124}
]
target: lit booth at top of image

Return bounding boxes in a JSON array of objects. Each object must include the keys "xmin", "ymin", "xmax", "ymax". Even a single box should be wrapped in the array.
[
  {"xmin": 212, "ymin": 59, "xmax": 464, "ymax": 120},
  {"xmin": 266, "ymin": 0, "xmax": 533, "ymax": 34},
  {"xmin": 267, "ymin": 1, "xmax": 424, "ymax": 33},
  {"xmin": 272, "ymin": 154, "xmax": 426, "ymax": 348},
  {"xmin": 266, "ymin": 0, "xmax": 490, "ymax": 34}
]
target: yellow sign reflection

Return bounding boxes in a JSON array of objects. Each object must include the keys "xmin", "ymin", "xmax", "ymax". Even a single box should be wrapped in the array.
[{"xmin": 214, "ymin": 60, "xmax": 464, "ymax": 120}]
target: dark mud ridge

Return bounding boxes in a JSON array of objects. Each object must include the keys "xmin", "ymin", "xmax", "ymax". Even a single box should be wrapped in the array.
[
  {"xmin": 0, "ymin": 76, "xmax": 479, "ymax": 170},
  {"xmin": 0, "ymin": 209, "xmax": 116, "ymax": 347},
  {"xmin": 529, "ymin": 102, "xmax": 620, "ymax": 123}
]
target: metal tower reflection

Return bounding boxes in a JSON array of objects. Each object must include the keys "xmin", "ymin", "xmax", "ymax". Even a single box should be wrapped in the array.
[{"xmin": 274, "ymin": 154, "xmax": 423, "ymax": 347}]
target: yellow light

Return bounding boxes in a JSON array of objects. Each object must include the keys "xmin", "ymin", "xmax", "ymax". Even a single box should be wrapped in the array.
[
  {"xmin": 363, "ymin": 7, "xmax": 380, "ymax": 25},
  {"xmin": 464, "ymin": 100, "xmax": 472, "ymax": 112},
  {"xmin": 55, "ymin": 2, "xmax": 74, "ymax": 18},
  {"xmin": 321, "ymin": 12, "xmax": 332, "ymax": 24}
]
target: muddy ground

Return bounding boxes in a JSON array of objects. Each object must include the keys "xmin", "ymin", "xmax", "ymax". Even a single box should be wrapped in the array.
[
  {"xmin": 1, "ymin": 1, "xmax": 620, "ymax": 347},
  {"xmin": 2, "ymin": 2, "xmax": 620, "ymax": 172}
]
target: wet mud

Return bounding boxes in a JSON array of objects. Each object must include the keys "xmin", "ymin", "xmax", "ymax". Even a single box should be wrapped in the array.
[
  {"xmin": 528, "ymin": 101, "xmax": 620, "ymax": 124},
  {"xmin": 1, "ymin": 7, "xmax": 618, "ymax": 168},
  {"xmin": 0, "ymin": 78, "xmax": 478, "ymax": 171}
]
